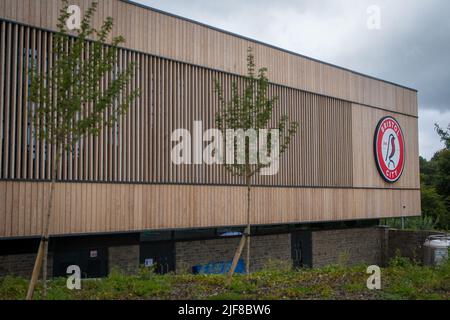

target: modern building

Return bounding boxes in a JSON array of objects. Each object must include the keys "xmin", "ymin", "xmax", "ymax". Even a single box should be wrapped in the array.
[{"xmin": 0, "ymin": 0, "xmax": 420, "ymax": 277}]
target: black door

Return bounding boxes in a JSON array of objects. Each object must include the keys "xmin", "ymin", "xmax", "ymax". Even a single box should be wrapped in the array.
[
  {"xmin": 291, "ymin": 231, "xmax": 312, "ymax": 269},
  {"xmin": 53, "ymin": 247, "xmax": 108, "ymax": 279},
  {"xmin": 140, "ymin": 241, "xmax": 175, "ymax": 274}
]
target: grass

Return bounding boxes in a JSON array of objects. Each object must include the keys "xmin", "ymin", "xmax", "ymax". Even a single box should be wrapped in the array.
[{"xmin": 0, "ymin": 259, "xmax": 449, "ymax": 300}]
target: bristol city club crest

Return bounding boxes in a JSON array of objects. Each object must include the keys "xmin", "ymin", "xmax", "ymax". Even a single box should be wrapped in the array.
[{"xmin": 374, "ymin": 116, "xmax": 405, "ymax": 183}]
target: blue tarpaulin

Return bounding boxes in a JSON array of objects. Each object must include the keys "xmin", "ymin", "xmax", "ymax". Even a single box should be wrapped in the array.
[{"xmin": 192, "ymin": 260, "xmax": 246, "ymax": 274}]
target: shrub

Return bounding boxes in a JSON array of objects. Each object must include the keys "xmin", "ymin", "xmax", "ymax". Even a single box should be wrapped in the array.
[{"xmin": 389, "ymin": 250, "xmax": 415, "ymax": 267}]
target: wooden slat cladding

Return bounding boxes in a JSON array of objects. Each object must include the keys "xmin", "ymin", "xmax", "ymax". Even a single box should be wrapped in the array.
[
  {"xmin": 0, "ymin": 3, "xmax": 422, "ymax": 238},
  {"xmin": 0, "ymin": 181, "xmax": 420, "ymax": 238},
  {"xmin": 0, "ymin": 21, "xmax": 354, "ymax": 188},
  {"xmin": 0, "ymin": 0, "xmax": 418, "ymax": 117}
]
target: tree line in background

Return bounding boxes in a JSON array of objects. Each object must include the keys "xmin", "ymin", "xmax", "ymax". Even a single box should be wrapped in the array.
[
  {"xmin": 385, "ymin": 124, "xmax": 450, "ymax": 231},
  {"xmin": 419, "ymin": 124, "xmax": 450, "ymax": 230}
]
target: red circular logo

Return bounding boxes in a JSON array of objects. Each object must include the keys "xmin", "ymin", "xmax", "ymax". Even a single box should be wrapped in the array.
[{"xmin": 374, "ymin": 116, "xmax": 405, "ymax": 183}]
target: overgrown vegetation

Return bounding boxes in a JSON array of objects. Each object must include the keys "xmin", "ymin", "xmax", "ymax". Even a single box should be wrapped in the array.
[
  {"xmin": 1, "ymin": 259, "xmax": 449, "ymax": 300},
  {"xmin": 382, "ymin": 216, "xmax": 438, "ymax": 231}
]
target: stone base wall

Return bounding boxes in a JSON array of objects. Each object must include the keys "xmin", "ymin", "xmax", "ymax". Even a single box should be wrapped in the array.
[
  {"xmin": 387, "ymin": 229, "xmax": 444, "ymax": 263},
  {"xmin": 0, "ymin": 252, "xmax": 53, "ymax": 278},
  {"xmin": 311, "ymin": 227, "xmax": 383, "ymax": 267},
  {"xmin": 108, "ymin": 245, "xmax": 140, "ymax": 274},
  {"xmin": 1, "ymin": 228, "xmax": 446, "ymax": 278},
  {"xmin": 175, "ymin": 234, "xmax": 291, "ymax": 273}
]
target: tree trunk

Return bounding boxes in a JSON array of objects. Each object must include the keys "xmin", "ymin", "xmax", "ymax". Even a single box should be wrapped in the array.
[
  {"xmin": 227, "ymin": 170, "xmax": 252, "ymax": 284},
  {"xmin": 26, "ymin": 143, "xmax": 61, "ymax": 300},
  {"xmin": 245, "ymin": 174, "xmax": 251, "ymax": 275},
  {"xmin": 226, "ymin": 229, "xmax": 247, "ymax": 285}
]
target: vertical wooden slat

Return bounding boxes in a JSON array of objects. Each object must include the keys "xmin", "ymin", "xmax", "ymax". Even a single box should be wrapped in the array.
[
  {"xmin": 132, "ymin": 51, "xmax": 137, "ymax": 182},
  {"xmin": 143, "ymin": 54, "xmax": 149, "ymax": 182},
  {"xmin": 21, "ymin": 26, "xmax": 30, "ymax": 179},
  {"xmin": 33, "ymin": 28, "xmax": 41, "ymax": 180},
  {"xmin": 8, "ymin": 24, "xmax": 18, "ymax": 180},
  {"xmin": 0, "ymin": 21, "xmax": 5, "ymax": 179},
  {"xmin": 15, "ymin": 26, "xmax": 23, "ymax": 179},
  {"xmin": 40, "ymin": 30, "xmax": 47, "ymax": 179},
  {"xmin": 95, "ymin": 59, "xmax": 102, "ymax": 181},
  {"xmin": 3, "ymin": 23, "xmax": 12, "ymax": 179}
]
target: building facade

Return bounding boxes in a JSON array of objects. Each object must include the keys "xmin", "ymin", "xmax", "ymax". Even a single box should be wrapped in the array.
[{"xmin": 0, "ymin": 0, "xmax": 420, "ymax": 277}]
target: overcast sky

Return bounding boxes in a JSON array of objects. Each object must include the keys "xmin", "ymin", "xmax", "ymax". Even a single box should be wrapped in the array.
[{"xmin": 134, "ymin": 0, "xmax": 450, "ymax": 159}]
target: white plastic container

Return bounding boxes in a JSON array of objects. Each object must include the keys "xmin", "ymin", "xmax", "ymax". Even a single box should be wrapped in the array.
[{"xmin": 423, "ymin": 235, "xmax": 450, "ymax": 266}]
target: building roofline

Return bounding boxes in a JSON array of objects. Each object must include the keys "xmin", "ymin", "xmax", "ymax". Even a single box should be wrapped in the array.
[{"xmin": 120, "ymin": 0, "xmax": 418, "ymax": 93}]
